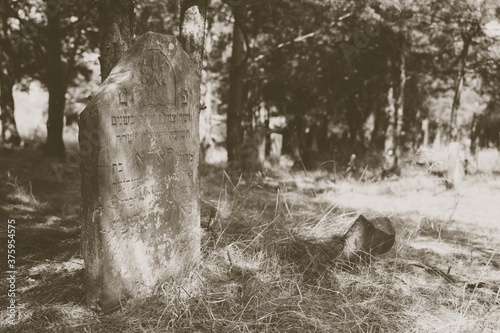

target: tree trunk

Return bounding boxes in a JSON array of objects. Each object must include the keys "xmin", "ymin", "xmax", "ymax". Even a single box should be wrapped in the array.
[
  {"xmin": 449, "ymin": 35, "xmax": 471, "ymax": 141},
  {"xmin": 98, "ymin": 0, "xmax": 134, "ymax": 82},
  {"xmin": 447, "ymin": 31, "xmax": 472, "ymax": 188},
  {"xmin": 226, "ymin": 3, "xmax": 245, "ymax": 165},
  {"xmin": 433, "ymin": 125, "xmax": 442, "ymax": 149},
  {"xmin": 384, "ymin": 85, "xmax": 396, "ymax": 154},
  {"xmin": 45, "ymin": 11, "xmax": 66, "ymax": 157},
  {"xmin": 383, "ymin": 83, "xmax": 398, "ymax": 176},
  {"xmin": 470, "ymin": 113, "xmax": 477, "ymax": 155},
  {"xmin": 0, "ymin": 0, "xmax": 21, "ymax": 146},
  {"xmin": 346, "ymin": 98, "xmax": 361, "ymax": 145},
  {"xmin": 319, "ymin": 113, "xmax": 329, "ymax": 153},
  {"xmin": 394, "ymin": 41, "xmax": 405, "ymax": 161},
  {"xmin": 291, "ymin": 114, "xmax": 304, "ymax": 165},
  {"xmin": 0, "ymin": 79, "xmax": 21, "ymax": 146},
  {"xmin": 179, "ymin": 0, "xmax": 208, "ymax": 73},
  {"xmin": 383, "ymin": 35, "xmax": 405, "ymax": 174},
  {"xmin": 372, "ymin": 93, "xmax": 386, "ymax": 150}
]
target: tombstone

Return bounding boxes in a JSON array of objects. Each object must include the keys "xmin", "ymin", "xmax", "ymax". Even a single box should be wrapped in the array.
[
  {"xmin": 342, "ymin": 215, "xmax": 395, "ymax": 262},
  {"xmin": 270, "ymin": 133, "xmax": 282, "ymax": 165},
  {"xmin": 79, "ymin": 32, "xmax": 200, "ymax": 312},
  {"xmin": 381, "ymin": 149, "xmax": 399, "ymax": 178},
  {"xmin": 433, "ymin": 127, "xmax": 442, "ymax": 149},
  {"xmin": 421, "ymin": 118, "xmax": 429, "ymax": 148},
  {"xmin": 255, "ymin": 126, "xmax": 267, "ymax": 165},
  {"xmin": 446, "ymin": 141, "xmax": 465, "ymax": 188}
]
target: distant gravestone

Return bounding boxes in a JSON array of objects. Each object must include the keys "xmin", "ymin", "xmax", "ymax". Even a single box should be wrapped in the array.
[
  {"xmin": 421, "ymin": 118, "xmax": 429, "ymax": 148},
  {"xmin": 446, "ymin": 142, "xmax": 465, "ymax": 188},
  {"xmin": 79, "ymin": 32, "xmax": 200, "ymax": 312},
  {"xmin": 270, "ymin": 133, "xmax": 282, "ymax": 165}
]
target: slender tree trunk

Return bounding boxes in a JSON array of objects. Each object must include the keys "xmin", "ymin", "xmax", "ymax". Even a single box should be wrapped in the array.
[
  {"xmin": 384, "ymin": 85, "xmax": 396, "ymax": 154},
  {"xmin": 384, "ymin": 34, "xmax": 405, "ymax": 174},
  {"xmin": 226, "ymin": 2, "xmax": 245, "ymax": 165},
  {"xmin": 0, "ymin": 0, "xmax": 21, "ymax": 146},
  {"xmin": 447, "ymin": 30, "xmax": 473, "ymax": 188},
  {"xmin": 449, "ymin": 35, "xmax": 471, "ymax": 141},
  {"xmin": 45, "ymin": 11, "xmax": 66, "ymax": 157},
  {"xmin": 372, "ymin": 93, "xmax": 386, "ymax": 150},
  {"xmin": 291, "ymin": 114, "xmax": 304, "ymax": 163},
  {"xmin": 179, "ymin": 0, "xmax": 208, "ymax": 73},
  {"xmin": 0, "ymin": 79, "xmax": 21, "ymax": 146},
  {"xmin": 394, "ymin": 41, "xmax": 405, "ymax": 161},
  {"xmin": 320, "ymin": 113, "xmax": 329, "ymax": 153},
  {"xmin": 256, "ymin": 125, "xmax": 266, "ymax": 166},
  {"xmin": 346, "ymin": 98, "xmax": 360, "ymax": 144},
  {"xmin": 433, "ymin": 125, "xmax": 442, "ymax": 149},
  {"xmin": 98, "ymin": 0, "xmax": 134, "ymax": 82},
  {"xmin": 470, "ymin": 113, "xmax": 477, "ymax": 155},
  {"xmin": 383, "ymin": 72, "xmax": 399, "ymax": 176}
]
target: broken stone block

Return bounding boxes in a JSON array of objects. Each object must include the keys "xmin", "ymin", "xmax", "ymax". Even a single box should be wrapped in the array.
[{"xmin": 342, "ymin": 215, "xmax": 396, "ymax": 262}]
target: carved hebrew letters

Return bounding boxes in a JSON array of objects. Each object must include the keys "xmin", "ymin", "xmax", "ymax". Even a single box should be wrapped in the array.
[
  {"xmin": 140, "ymin": 50, "xmax": 176, "ymax": 107},
  {"xmin": 79, "ymin": 33, "xmax": 200, "ymax": 312}
]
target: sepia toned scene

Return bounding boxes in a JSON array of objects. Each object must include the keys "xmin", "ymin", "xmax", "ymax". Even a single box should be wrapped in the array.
[{"xmin": 1, "ymin": 0, "xmax": 499, "ymax": 332}]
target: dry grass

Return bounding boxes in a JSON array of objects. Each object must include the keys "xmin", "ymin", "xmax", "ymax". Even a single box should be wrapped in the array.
[{"xmin": 0, "ymin": 148, "xmax": 499, "ymax": 332}]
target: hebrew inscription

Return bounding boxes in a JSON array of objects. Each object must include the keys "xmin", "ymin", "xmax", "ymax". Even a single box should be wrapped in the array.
[{"xmin": 79, "ymin": 33, "xmax": 200, "ymax": 312}]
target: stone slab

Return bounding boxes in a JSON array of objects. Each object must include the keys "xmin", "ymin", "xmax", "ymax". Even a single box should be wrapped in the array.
[{"xmin": 79, "ymin": 32, "xmax": 200, "ymax": 312}]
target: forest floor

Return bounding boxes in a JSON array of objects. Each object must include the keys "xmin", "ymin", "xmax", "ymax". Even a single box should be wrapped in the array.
[{"xmin": 0, "ymin": 147, "xmax": 499, "ymax": 332}]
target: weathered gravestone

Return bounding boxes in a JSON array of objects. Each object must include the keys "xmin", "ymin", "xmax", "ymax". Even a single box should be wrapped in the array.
[{"xmin": 79, "ymin": 32, "xmax": 200, "ymax": 312}]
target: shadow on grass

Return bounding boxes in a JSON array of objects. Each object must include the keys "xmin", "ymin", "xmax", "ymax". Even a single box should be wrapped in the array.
[
  {"xmin": 15, "ymin": 227, "xmax": 80, "ymax": 264},
  {"xmin": 1, "ymin": 269, "xmax": 87, "ymax": 333},
  {"xmin": 1, "ymin": 153, "xmax": 495, "ymax": 332}
]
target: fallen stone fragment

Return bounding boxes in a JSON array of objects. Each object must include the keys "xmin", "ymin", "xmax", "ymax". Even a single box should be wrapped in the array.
[
  {"xmin": 342, "ymin": 215, "xmax": 396, "ymax": 262},
  {"xmin": 278, "ymin": 215, "xmax": 396, "ymax": 274}
]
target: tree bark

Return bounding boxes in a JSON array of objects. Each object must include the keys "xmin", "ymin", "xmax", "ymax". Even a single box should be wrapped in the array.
[
  {"xmin": 384, "ymin": 85, "xmax": 396, "ymax": 154},
  {"xmin": 0, "ymin": 78, "xmax": 21, "ymax": 146},
  {"xmin": 45, "ymin": 10, "xmax": 66, "ymax": 157},
  {"xmin": 179, "ymin": 0, "xmax": 208, "ymax": 74},
  {"xmin": 449, "ymin": 35, "xmax": 471, "ymax": 141},
  {"xmin": 320, "ymin": 113, "xmax": 329, "ymax": 153},
  {"xmin": 226, "ymin": 2, "xmax": 245, "ymax": 165},
  {"xmin": 98, "ymin": 0, "xmax": 134, "ymax": 82},
  {"xmin": 446, "ymin": 28, "xmax": 475, "ymax": 188},
  {"xmin": 433, "ymin": 125, "xmax": 442, "ymax": 149},
  {"xmin": 394, "ymin": 40, "xmax": 405, "ymax": 160},
  {"xmin": 346, "ymin": 97, "xmax": 361, "ymax": 145},
  {"xmin": 0, "ymin": 0, "xmax": 21, "ymax": 146},
  {"xmin": 384, "ymin": 33, "xmax": 405, "ymax": 173},
  {"xmin": 371, "ymin": 93, "xmax": 387, "ymax": 150},
  {"xmin": 470, "ymin": 113, "xmax": 477, "ymax": 155},
  {"xmin": 290, "ymin": 114, "xmax": 304, "ymax": 165},
  {"xmin": 383, "ymin": 82, "xmax": 399, "ymax": 175}
]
